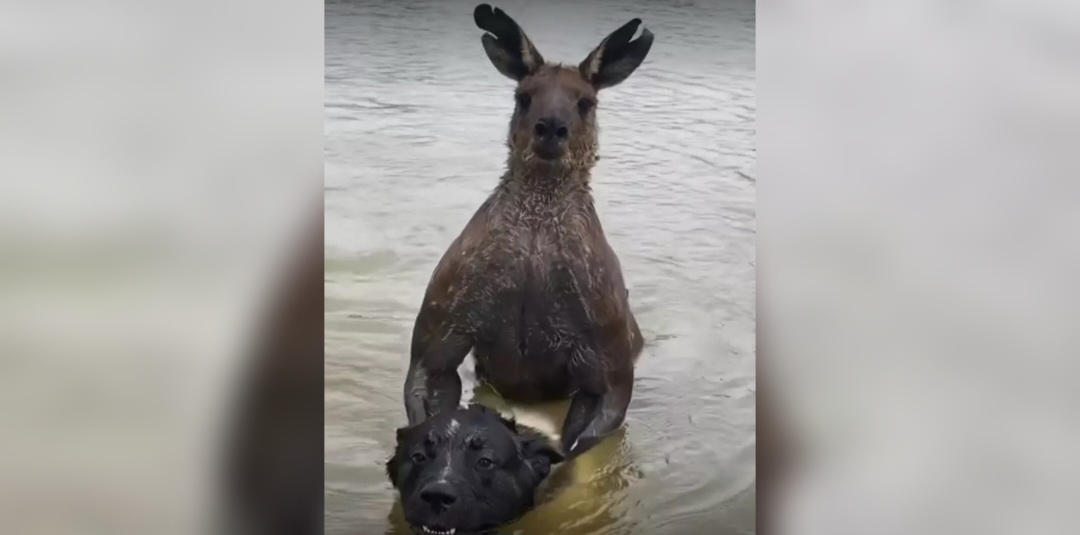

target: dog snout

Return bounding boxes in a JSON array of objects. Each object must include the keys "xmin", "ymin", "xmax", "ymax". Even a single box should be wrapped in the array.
[{"xmin": 419, "ymin": 481, "xmax": 458, "ymax": 510}]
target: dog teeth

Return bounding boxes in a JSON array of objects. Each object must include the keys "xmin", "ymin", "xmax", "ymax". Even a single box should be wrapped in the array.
[{"xmin": 422, "ymin": 528, "xmax": 455, "ymax": 535}]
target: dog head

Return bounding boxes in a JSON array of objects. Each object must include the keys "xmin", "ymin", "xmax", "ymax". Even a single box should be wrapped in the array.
[{"xmin": 386, "ymin": 404, "xmax": 564, "ymax": 534}]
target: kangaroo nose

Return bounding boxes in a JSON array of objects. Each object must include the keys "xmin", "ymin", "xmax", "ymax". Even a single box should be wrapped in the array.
[
  {"xmin": 534, "ymin": 117, "xmax": 568, "ymax": 141},
  {"xmin": 419, "ymin": 481, "xmax": 458, "ymax": 509}
]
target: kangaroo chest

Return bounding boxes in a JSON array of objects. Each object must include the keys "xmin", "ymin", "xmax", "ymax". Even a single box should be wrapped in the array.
[
  {"xmin": 468, "ymin": 223, "xmax": 591, "ymax": 399},
  {"xmin": 497, "ymin": 219, "xmax": 588, "ymax": 307},
  {"xmin": 463, "ymin": 217, "xmax": 596, "ymax": 345}
]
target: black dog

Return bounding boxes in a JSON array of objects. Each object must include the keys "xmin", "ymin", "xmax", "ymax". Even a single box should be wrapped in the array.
[{"xmin": 385, "ymin": 404, "xmax": 564, "ymax": 534}]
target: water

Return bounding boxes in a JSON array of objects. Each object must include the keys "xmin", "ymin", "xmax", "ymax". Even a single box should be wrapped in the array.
[{"xmin": 325, "ymin": 0, "xmax": 756, "ymax": 533}]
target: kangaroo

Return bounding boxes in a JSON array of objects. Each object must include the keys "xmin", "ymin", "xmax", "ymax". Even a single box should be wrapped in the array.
[{"xmin": 403, "ymin": 4, "xmax": 653, "ymax": 459}]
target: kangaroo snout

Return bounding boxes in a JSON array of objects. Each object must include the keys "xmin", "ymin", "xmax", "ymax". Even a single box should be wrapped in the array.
[
  {"xmin": 532, "ymin": 116, "xmax": 568, "ymax": 159},
  {"xmin": 533, "ymin": 117, "xmax": 568, "ymax": 140}
]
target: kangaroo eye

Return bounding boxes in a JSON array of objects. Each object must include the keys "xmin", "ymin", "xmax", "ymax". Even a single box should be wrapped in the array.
[
  {"xmin": 477, "ymin": 457, "xmax": 494, "ymax": 469},
  {"xmin": 515, "ymin": 92, "xmax": 532, "ymax": 112},
  {"xmin": 577, "ymin": 97, "xmax": 596, "ymax": 115},
  {"xmin": 410, "ymin": 453, "xmax": 426, "ymax": 463}
]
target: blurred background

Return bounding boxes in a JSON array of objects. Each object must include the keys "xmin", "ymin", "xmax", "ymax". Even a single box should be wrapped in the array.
[
  {"xmin": 0, "ymin": 1, "xmax": 322, "ymax": 534},
  {"xmin": 760, "ymin": 0, "xmax": 1080, "ymax": 534},
  {"xmin": 324, "ymin": 0, "xmax": 756, "ymax": 534}
]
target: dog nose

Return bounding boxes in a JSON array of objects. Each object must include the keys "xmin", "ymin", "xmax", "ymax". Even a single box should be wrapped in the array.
[
  {"xmin": 533, "ymin": 117, "xmax": 568, "ymax": 141},
  {"xmin": 419, "ymin": 481, "xmax": 458, "ymax": 509}
]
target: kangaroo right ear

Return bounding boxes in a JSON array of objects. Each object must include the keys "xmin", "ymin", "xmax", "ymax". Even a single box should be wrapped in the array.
[
  {"xmin": 474, "ymin": 4, "xmax": 545, "ymax": 81},
  {"xmin": 579, "ymin": 18, "xmax": 654, "ymax": 90}
]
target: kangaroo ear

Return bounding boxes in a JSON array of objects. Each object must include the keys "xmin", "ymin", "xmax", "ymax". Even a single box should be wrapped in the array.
[
  {"xmin": 474, "ymin": 4, "xmax": 545, "ymax": 80},
  {"xmin": 579, "ymin": 18, "xmax": 654, "ymax": 90}
]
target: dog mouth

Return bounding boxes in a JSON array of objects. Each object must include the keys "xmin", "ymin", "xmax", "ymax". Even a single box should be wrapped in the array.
[{"xmin": 420, "ymin": 526, "xmax": 456, "ymax": 535}]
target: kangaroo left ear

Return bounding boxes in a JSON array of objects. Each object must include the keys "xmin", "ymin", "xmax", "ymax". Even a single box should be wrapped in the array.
[{"xmin": 579, "ymin": 18, "xmax": 654, "ymax": 90}]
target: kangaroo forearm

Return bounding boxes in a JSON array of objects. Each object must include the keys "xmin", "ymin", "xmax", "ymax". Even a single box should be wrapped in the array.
[
  {"xmin": 561, "ymin": 388, "xmax": 629, "ymax": 457},
  {"xmin": 561, "ymin": 392, "xmax": 599, "ymax": 453},
  {"xmin": 404, "ymin": 366, "xmax": 463, "ymax": 425}
]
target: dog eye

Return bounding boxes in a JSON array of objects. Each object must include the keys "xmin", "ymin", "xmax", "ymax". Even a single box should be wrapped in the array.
[
  {"xmin": 477, "ymin": 457, "xmax": 494, "ymax": 469},
  {"xmin": 410, "ymin": 453, "xmax": 426, "ymax": 463}
]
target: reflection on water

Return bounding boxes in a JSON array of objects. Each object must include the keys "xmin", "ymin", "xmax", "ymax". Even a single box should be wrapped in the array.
[{"xmin": 325, "ymin": 0, "xmax": 755, "ymax": 533}]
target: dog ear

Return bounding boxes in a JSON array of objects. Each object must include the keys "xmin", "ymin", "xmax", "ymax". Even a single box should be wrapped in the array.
[
  {"xmin": 467, "ymin": 402, "xmax": 520, "ymax": 432},
  {"xmin": 497, "ymin": 413, "xmax": 519, "ymax": 433},
  {"xmin": 395, "ymin": 423, "xmax": 421, "ymax": 444},
  {"xmin": 386, "ymin": 423, "xmax": 422, "ymax": 488},
  {"xmin": 384, "ymin": 452, "xmax": 402, "ymax": 488},
  {"xmin": 519, "ymin": 431, "xmax": 565, "ymax": 479}
]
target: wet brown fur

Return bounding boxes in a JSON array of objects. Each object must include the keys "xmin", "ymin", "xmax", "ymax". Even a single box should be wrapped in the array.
[{"xmin": 404, "ymin": 4, "xmax": 654, "ymax": 458}]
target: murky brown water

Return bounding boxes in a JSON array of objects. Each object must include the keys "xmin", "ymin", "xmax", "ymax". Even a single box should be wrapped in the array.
[{"xmin": 325, "ymin": 0, "xmax": 755, "ymax": 533}]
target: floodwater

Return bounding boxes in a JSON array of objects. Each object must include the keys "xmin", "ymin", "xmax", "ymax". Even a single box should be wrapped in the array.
[{"xmin": 324, "ymin": 0, "xmax": 756, "ymax": 533}]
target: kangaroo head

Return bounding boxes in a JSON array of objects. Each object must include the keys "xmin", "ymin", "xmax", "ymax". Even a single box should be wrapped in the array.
[{"xmin": 474, "ymin": 4, "xmax": 654, "ymax": 175}]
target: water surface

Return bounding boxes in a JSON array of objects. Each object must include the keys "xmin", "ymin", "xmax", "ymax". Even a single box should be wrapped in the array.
[{"xmin": 325, "ymin": 0, "xmax": 756, "ymax": 533}]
